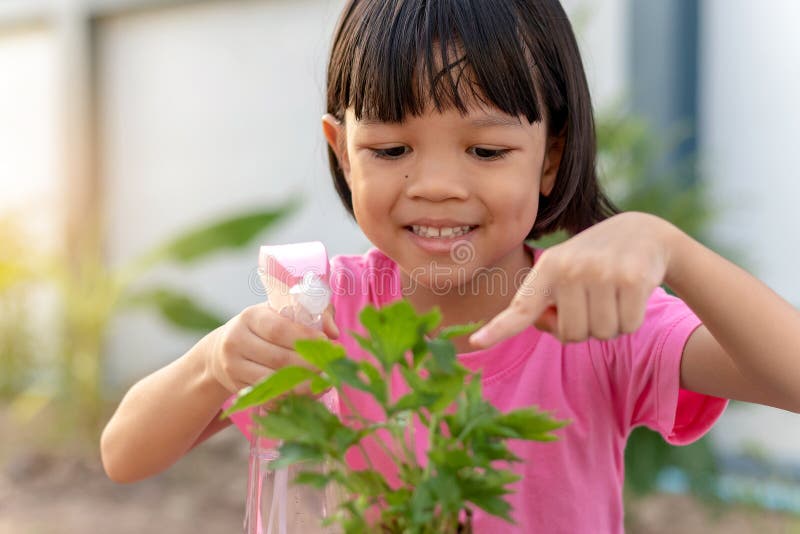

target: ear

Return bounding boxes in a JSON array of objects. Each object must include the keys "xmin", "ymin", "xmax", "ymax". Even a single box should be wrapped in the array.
[
  {"xmin": 540, "ymin": 132, "xmax": 565, "ymax": 197},
  {"xmin": 321, "ymin": 114, "xmax": 351, "ymax": 185}
]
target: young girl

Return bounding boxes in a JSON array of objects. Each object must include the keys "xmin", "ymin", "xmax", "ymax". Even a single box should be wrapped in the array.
[{"xmin": 101, "ymin": 0, "xmax": 800, "ymax": 532}]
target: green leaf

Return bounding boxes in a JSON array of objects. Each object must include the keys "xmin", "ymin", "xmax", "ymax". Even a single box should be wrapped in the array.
[
  {"xmin": 309, "ymin": 375, "xmax": 332, "ymax": 395},
  {"xmin": 411, "ymin": 337, "xmax": 429, "ymax": 369},
  {"xmin": 325, "ymin": 358, "xmax": 387, "ymax": 405},
  {"xmin": 293, "ymin": 470, "xmax": 332, "ymax": 489},
  {"xmin": 489, "ymin": 409, "xmax": 570, "ymax": 441},
  {"xmin": 383, "ymin": 487, "xmax": 413, "ymax": 507},
  {"xmin": 271, "ymin": 442, "xmax": 323, "ymax": 469},
  {"xmin": 152, "ymin": 201, "xmax": 298, "ymax": 265},
  {"xmin": 427, "ymin": 338, "xmax": 456, "ymax": 374},
  {"xmin": 358, "ymin": 361, "xmax": 388, "ymax": 404},
  {"xmin": 358, "ymin": 301, "xmax": 440, "ymax": 370},
  {"xmin": 429, "ymin": 471, "xmax": 462, "ymax": 515},
  {"xmin": 222, "ymin": 366, "xmax": 317, "ymax": 416},
  {"xmin": 123, "ymin": 287, "xmax": 225, "ymax": 332},
  {"xmin": 350, "ymin": 332, "xmax": 375, "ymax": 354},
  {"xmin": 390, "ymin": 391, "xmax": 439, "ymax": 414},
  {"xmin": 468, "ymin": 493, "xmax": 513, "ymax": 522},
  {"xmin": 327, "ymin": 358, "xmax": 369, "ymax": 391},
  {"xmin": 295, "ymin": 339, "xmax": 347, "ymax": 370},
  {"xmin": 410, "ymin": 478, "xmax": 435, "ymax": 525},
  {"xmin": 428, "ymin": 448, "xmax": 472, "ymax": 471},
  {"xmin": 458, "ymin": 471, "xmax": 518, "ymax": 523},
  {"xmin": 402, "ymin": 363, "xmax": 466, "ymax": 414},
  {"xmin": 437, "ymin": 322, "xmax": 482, "ymax": 340},
  {"xmin": 347, "ymin": 469, "xmax": 390, "ymax": 495},
  {"xmin": 258, "ymin": 396, "xmax": 358, "ymax": 461}
]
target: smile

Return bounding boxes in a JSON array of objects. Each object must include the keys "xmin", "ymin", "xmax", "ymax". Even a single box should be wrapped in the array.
[{"xmin": 408, "ymin": 225, "xmax": 478, "ymax": 239}]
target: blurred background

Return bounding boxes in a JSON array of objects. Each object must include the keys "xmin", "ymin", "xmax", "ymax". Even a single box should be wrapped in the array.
[{"xmin": 1, "ymin": 0, "xmax": 798, "ymax": 532}]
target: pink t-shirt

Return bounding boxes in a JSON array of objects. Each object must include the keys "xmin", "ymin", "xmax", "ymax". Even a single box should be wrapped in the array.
[{"xmin": 229, "ymin": 246, "xmax": 727, "ymax": 533}]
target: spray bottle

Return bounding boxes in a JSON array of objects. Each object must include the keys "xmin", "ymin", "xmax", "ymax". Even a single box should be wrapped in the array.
[{"xmin": 225, "ymin": 241, "xmax": 340, "ymax": 534}]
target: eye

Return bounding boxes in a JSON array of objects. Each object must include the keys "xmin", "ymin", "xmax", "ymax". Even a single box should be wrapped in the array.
[
  {"xmin": 469, "ymin": 147, "xmax": 510, "ymax": 160},
  {"xmin": 370, "ymin": 146, "xmax": 410, "ymax": 159}
]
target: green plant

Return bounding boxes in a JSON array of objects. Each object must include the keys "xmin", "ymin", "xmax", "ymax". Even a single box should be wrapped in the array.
[
  {"xmin": 0, "ymin": 199, "xmax": 298, "ymax": 440},
  {"xmin": 225, "ymin": 300, "xmax": 569, "ymax": 533}
]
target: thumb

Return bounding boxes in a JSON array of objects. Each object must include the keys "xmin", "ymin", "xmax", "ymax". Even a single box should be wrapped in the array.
[{"xmin": 322, "ymin": 304, "xmax": 339, "ymax": 339}]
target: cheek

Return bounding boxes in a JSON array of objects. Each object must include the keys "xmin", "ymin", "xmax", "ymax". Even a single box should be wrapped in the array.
[
  {"xmin": 348, "ymin": 164, "xmax": 399, "ymax": 220},
  {"xmin": 487, "ymin": 171, "xmax": 542, "ymax": 221}
]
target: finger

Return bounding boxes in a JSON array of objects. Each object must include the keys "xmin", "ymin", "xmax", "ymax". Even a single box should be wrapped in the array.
[
  {"xmin": 233, "ymin": 359, "xmax": 275, "ymax": 389},
  {"xmin": 587, "ymin": 284, "xmax": 619, "ymax": 340},
  {"xmin": 238, "ymin": 328, "xmax": 320, "ymax": 371},
  {"xmin": 469, "ymin": 269, "xmax": 552, "ymax": 348},
  {"xmin": 618, "ymin": 284, "xmax": 649, "ymax": 334},
  {"xmin": 556, "ymin": 284, "xmax": 588, "ymax": 343},
  {"xmin": 322, "ymin": 306, "xmax": 340, "ymax": 339},
  {"xmin": 245, "ymin": 304, "xmax": 327, "ymax": 348}
]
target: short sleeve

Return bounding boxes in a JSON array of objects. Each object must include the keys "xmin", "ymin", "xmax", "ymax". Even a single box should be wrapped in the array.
[{"xmin": 606, "ymin": 287, "xmax": 728, "ymax": 445}]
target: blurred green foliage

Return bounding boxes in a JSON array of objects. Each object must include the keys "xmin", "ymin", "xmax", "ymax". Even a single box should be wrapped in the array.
[
  {"xmin": 0, "ymin": 199, "xmax": 298, "ymax": 442},
  {"xmin": 0, "ymin": 216, "xmax": 38, "ymax": 399}
]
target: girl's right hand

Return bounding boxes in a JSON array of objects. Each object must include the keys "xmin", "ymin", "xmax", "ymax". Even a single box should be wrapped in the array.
[{"xmin": 206, "ymin": 302, "xmax": 339, "ymax": 395}]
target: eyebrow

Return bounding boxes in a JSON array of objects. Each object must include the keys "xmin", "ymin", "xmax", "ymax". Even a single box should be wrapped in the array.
[{"xmin": 357, "ymin": 114, "xmax": 523, "ymax": 129}]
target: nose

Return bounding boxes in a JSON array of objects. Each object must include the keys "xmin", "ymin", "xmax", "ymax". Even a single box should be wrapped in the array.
[{"xmin": 405, "ymin": 158, "xmax": 470, "ymax": 202}]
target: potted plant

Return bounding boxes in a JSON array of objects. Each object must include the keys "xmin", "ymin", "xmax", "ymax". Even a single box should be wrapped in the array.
[{"xmin": 225, "ymin": 299, "xmax": 569, "ymax": 533}]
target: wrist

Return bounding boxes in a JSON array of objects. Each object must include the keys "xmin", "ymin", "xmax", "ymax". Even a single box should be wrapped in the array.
[
  {"xmin": 661, "ymin": 220, "xmax": 694, "ymax": 291},
  {"xmin": 190, "ymin": 328, "xmax": 233, "ymax": 401}
]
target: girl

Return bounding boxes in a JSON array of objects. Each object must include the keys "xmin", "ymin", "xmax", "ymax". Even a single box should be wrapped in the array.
[{"xmin": 101, "ymin": 1, "xmax": 800, "ymax": 532}]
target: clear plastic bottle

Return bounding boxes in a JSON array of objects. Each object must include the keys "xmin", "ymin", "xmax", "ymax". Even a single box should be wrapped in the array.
[{"xmin": 244, "ymin": 273, "xmax": 341, "ymax": 534}]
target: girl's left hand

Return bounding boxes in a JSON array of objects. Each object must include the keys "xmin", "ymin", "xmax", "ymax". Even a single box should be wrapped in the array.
[{"xmin": 470, "ymin": 211, "xmax": 680, "ymax": 347}]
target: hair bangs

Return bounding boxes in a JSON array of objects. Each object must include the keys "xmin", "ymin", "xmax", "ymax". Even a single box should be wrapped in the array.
[{"xmin": 329, "ymin": 0, "xmax": 544, "ymax": 124}]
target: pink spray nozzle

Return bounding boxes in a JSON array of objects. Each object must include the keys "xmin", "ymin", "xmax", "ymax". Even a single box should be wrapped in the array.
[
  {"xmin": 259, "ymin": 241, "xmax": 330, "ymax": 287},
  {"xmin": 258, "ymin": 241, "xmax": 331, "ymax": 314}
]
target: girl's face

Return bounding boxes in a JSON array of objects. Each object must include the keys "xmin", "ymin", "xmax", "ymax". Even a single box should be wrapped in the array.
[{"xmin": 323, "ymin": 103, "xmax": 564, "ymax": 292}]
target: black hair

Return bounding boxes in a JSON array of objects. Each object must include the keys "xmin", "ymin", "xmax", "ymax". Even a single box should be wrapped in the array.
[{"xmin": 325, "ymin": 0, "xmax": 618, "ymax": 239}]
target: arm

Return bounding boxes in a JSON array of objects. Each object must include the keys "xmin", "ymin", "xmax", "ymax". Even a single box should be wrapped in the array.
[
  {"xmin": 666, "ymin": 230, "xmax": 800, "ymax": 413},
  {"xmin": 470, "ymin": 211, "xmax": 800, "ymax": 413},
  {"xmin": 100, "ymin": 303, "xmax": 339, "ymax": 484},
  {"xmin": 100, "ymin": 331, "xmax": 232, "ymax": 484}
]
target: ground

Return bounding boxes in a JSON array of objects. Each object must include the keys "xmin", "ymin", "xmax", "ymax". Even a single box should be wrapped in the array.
[{"xmin": 2, "ymin": 413, "xmax": 800, "ymax": 533}]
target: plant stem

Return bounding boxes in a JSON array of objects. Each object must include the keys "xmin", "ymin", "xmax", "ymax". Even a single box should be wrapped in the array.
[
  {"xmin": 339, "ymin": 389, "xmax": 405, "ymax": 472},
  {"xmin": 336, "ymin": 391, "xmax": 378, "ymax": 471}
]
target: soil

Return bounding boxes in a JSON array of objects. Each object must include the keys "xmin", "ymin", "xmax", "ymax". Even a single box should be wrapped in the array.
[
  {"xmin": 0, "ymin": 426, "xmax": 249, "ymax": 534},
  {"xmin": 2, "ymin": 409, "xmax": 799, "ymax": 534}
]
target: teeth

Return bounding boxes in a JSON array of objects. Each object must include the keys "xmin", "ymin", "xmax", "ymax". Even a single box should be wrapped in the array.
[{"xmin": 410, "ymin": 225, "xmax": 474, "ymax": 238}]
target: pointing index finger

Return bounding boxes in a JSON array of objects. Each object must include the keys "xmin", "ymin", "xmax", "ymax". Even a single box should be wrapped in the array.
[{"xmin": 469, "ymin": 267, "xmax": 552, "ymax": 348}]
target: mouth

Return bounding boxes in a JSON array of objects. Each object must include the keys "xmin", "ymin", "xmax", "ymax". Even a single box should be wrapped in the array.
[{"xmin": 404, "ymin": 224, "xmax": 479, "ymax": 239}]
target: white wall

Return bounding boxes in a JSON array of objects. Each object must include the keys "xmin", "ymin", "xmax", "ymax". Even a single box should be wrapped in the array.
[
  {"xmin": 98, "ymin": 0, "xmax": 370, "ymax": 386},
  {"xmin": 561, "ymin": 0, "xmax": 629, "ymax": 110},
  {"xmin": 700, "ymin": 0, "xmax": 800, "ymax": 305},
  {"xmin": 700, "ymin": 0, "xmax": 800, "ymax": 465},
  {"xmin": 0, "ymin": 29, "xmax": 58, "ymax": 245}
]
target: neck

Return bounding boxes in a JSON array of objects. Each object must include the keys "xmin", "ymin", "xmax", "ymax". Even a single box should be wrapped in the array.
[{"xmin": 399, "ymin": 245, "xmax": 533, "ymax": 352}]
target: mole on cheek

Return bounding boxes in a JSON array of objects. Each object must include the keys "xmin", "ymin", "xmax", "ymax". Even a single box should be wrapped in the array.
[{"xmin": 404, "ymin": 175, "xmax": 409, "ymax": 179}]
